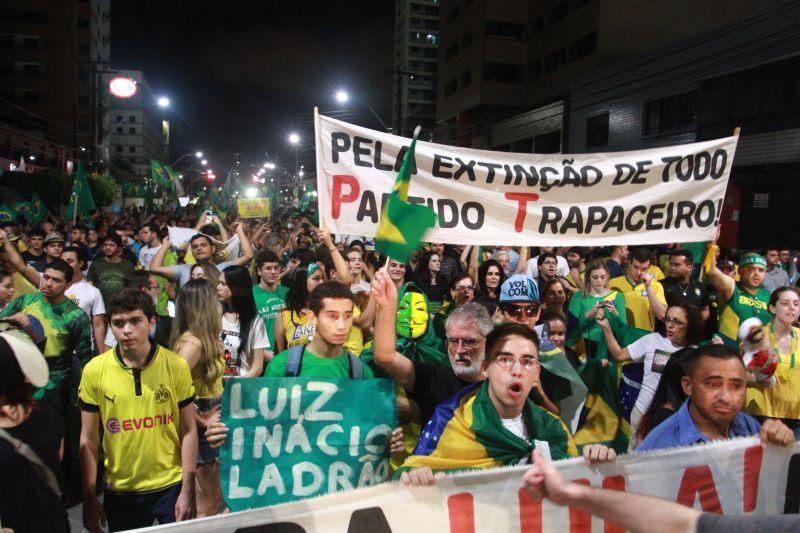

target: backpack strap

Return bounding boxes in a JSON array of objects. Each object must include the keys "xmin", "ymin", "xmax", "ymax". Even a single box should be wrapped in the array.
[
  {"xmin": 284, "ymin": 345, "xmax": 305, "ymax": 377},
  {"xmin": 0, "ymin": 428, "xmax": 61, "ymax": 498},
  {"xmin": 347, "ymin": 352, "xmax": 364, "ymax": 379}
]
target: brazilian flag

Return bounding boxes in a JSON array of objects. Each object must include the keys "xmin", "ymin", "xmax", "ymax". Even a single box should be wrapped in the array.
[
  {"xmin": 30, "ymin": 193, "xmax": 46, "ymax": 226},
  {"xmin": 374, "ymin": 125, "xmax": 436, "ymax": 262},
  {"xmin": 0, "ymin": 205, "xmax": 17, "ymax": 224},
  {"xmin": 299, "ymin": 191, "xmax": 314, "ymax": 211},
  {"xmin": 150, "ymin": 159, "xmax": 170, "ymax": 189},
  {"xmin": 12, "ymin": 201, "xmax": 34, "ymax": 221}
]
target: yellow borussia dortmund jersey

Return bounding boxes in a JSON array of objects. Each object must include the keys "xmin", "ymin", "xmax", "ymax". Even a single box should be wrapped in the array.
[
  {"xmin": 608, "ymin": 276, "xmax": 666, "ymax": 331},
  {"xmin": 745, "ymin": 325, "xmax": 800, "ymax": 420},
  {"xmin": 78, "ymin": 345, "xmax": 195, "ymax": 492}
]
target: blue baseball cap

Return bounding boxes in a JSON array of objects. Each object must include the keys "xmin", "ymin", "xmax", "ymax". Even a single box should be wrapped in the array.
[{"xmin": 499, "ymin": 274, "xmax": 540, "ymax": 303}]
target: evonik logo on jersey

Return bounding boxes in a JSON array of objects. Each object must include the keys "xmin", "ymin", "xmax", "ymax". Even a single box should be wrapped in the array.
[{"xmin": 105, "ymin": 413, "xmax": 175, "ymax": 434}]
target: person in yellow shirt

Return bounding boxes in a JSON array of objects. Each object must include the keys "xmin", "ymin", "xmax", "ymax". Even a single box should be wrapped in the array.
[
  {"xmin": 744, "ymin": 286, "xmax": 800, "ymax": 438},
  {"xmin": 609, "ymin": 248, "xmax": 667, "ymax": 331},
  {"xmin": 79, "ymin": 288, "xmax": 197, "ymax": 532}
]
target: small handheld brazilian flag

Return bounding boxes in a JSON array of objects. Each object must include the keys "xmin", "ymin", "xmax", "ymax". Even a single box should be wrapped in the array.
[{"xmin": 374, "ymin": 126, "xmax": 436, "ymax": 262}]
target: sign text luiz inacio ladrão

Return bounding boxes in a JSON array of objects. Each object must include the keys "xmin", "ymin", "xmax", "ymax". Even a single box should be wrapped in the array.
[{"xmin": 220, "ymin": 377, "xmax": 396, "ymax": 511}]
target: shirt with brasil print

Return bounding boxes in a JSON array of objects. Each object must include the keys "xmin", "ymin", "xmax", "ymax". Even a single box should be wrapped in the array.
[{"xmin": 0, "ymin": 292, "xmax": 92, "ymax": 392}]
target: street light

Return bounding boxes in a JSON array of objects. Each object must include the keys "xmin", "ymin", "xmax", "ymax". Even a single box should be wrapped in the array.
[
  {"xmin": 332, "ymin": 89, "xmax": 390, "ymax": 132},
  {"xmin": 195, "ymin": 151, "xmax": 203, "ymax": 158},
  {"xmin": 157, "ymin": 96, "xmax": 170, "ymax": 108},
  {"xmin": 201, "ymin": 159, "xmax": 207, "ymax": 166},
  {"xmin": 288, "ymin": 133, "xmax": 300, "ymax": 145},
  {"xmin": 246, "ymin": 187, "xmax": 257, "ymax": 198}
]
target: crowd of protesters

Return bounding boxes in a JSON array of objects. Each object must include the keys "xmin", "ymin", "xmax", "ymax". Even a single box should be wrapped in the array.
[{"xmin": 0, "ymin": 202, "xmax": 797, "ymax": 532}]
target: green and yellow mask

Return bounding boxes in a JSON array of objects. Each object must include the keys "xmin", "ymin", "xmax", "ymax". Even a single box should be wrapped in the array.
[{"xmin": 397, "ymin": 289, "xmax": 428, "ymax": 339}]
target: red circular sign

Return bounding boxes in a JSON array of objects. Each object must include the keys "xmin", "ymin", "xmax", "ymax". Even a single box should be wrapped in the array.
[{"xmin": 109, "ymin": 76, "xmax": 138, "ymax": 98}]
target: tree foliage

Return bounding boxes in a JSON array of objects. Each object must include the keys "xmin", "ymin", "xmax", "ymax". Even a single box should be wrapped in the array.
[{"xmin": 2, "ymin": 169, "xmax": 117, "ymax": 210}]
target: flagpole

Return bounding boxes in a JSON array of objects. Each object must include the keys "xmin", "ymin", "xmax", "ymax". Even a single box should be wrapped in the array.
[{"xmin": 72, "ymin": 191, "xmax": 78, "ymax": 225}]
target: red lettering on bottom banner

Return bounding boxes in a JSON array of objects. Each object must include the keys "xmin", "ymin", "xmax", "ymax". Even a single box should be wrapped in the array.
[
  {"xmin": 569, "ymin": 479, "xmax": 591, "ymax": 533},
  {"xmin": 676, "ymin": 466, "xmax": 722, "ymax": 513},
  {"xmin": 601, "ymin": 476, "xmax": 625, "ymax": 533},
  {"xmin": 448, "ymin": 492, "xmax": 475, "ymax": 533},
  {"xmin": 518, "ymin": 488, "xmax": 542, "ymax": 532},
  {"xmin": 743, "ymin": 445, "xmax": 763, "ymax": 512},
  {"xmin": 331, "ymin": 174, "xmax": 360, "ymax": 219}
]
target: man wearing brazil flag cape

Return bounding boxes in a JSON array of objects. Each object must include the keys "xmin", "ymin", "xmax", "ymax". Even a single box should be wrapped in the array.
[{"xmin": 396, "ymin": 322, "xmax": 616, "ymax": 485}]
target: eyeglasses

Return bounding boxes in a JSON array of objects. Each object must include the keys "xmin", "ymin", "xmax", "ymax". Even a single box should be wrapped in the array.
[
  {"xmin": 495, "ymin": 354, "xmax": 539, "ymax": 371},
  {"xmin": 147, "ymin": 284, "xmax": 159, "ymax": 290},
  {"xmin": 503, "ymin": 305, "xmax": 539, "ymax": 317},
  {"xmin": 663, "ymin": 316, "xmax": 686, "ymax": 327},
  {"xmin": 455, "ymin": 285, "xmax": 474, "ymax": 292},
  {"xmin": 447, "ymin": 337, "xmax": 483, "ymax": 348}
]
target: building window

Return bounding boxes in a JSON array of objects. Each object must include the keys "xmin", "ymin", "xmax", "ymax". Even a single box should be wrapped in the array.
[
  {"xmin": 550, "ymin": 1, "xmax": 569, "ymax": 24},
  {"xmin": 116, "ymin": 127, "xmax": 122, "ymax": 133},
  {"xmin": 485, "ymin": 21, "xmax": 526, "ymax": 41},
  {"xmin": 78, "ymin": 70, "xmax": 89, "ymax": 81},
  {"xmin": 529, "ymin": 59, "xmax": 542, "ymax": 80},
  {"xmin": 568, "ymin": 32, "xmax": 597, "ymax": 62},
  {"xmin": 77, "ymin": 17, "xmax": 89, "ymax": 29},
  {"xmin": 129, "ymin": 116, "xmax": 135, "ymax": 123},
  {"xmin": 447, "ymin": 5, "xmax": 460, "ymax": 23},
  {"xmin": 484, "ymin": 62, "xmax": 523, "ymax": 84},
  {"xmin": 129, "ymin": 127, "xmax": 136, "ymax": 134},
  {"xmin": 543, "ymin": 48, "xmax": 567, "ymax": 74},
  {"xmin": 23, "ymin": 64, "xmax": 38, "ymax": 75},
  {"xmin": 78, "ymin": 120, "xmax": 90, "ymax": 132},
  {"xmin": 532, "ymin": 16, "xmax": 544, "ymax": 33},
  {"xmin": 129, "ymin": 146, "xmax": 136, "ymax": 153},
  {"xmin": 445, "ymin": 43, "xmax": 459, "ymax": 60},
  {"xmin": 116, "ymin": 146, "xmax": 123, "ymax": 153},
  {"xmin": 77, "ymin": 43, "xmax": 89, "ymax": 55},
  {"xmin": 586, "ymin": 113, "xmax": 609, "ymax": 148},
  {"xmin": 116, "ymin": 115, "xmax": 123, "ymax": 121},
  {"xmin": 78, "ymin": 94, "xmax": 90, "ymax": 105},
  {"xmin": 462, "ymin": 31, "xmax": 473, "ymax": 48},
  {"xmin": 24, "ymin": 90, "xmax": 39, "ymax": 103},
  {"xmin": 444, "ymin": 79, "xmax": 457, "ymax": 97},
  {"xmin": 643, "ymin": 92, "xmax": 697, "ymax": 135},
  {"xmin": 22, "ymin": 37, "xmax": 39, "ymax": 50},
  {"xmin": 459, "ymin": 70, "xmax": 471, "ymax": 88}
]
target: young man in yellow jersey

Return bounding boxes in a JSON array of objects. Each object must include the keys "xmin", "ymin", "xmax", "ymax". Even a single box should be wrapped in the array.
[
  {"xmin": 609, "ymin": 247, "xmax": 667, "ymax": 331},
  {"xmin": 78, "ymin": 288, "xmax": 197, "ymax": 532}
]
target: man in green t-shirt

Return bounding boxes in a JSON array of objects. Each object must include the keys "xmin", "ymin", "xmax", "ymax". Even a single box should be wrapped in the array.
[
  {"xmin": 267, "ymin": 281, "xmax": 374, "ymax": 378},
  {"xmin": 252, "ymin": 250, "xmax": 288, "ymax": 351}
]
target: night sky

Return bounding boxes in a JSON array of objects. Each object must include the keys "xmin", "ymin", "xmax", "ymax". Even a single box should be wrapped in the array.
[{"xmin": 112, "ymin": 0, "xmax": 394, "ymax": 176}]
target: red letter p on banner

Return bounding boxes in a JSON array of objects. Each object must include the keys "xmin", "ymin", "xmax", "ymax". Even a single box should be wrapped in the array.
[{"xmin": 331, "ymin": 175, "xmax": 360, "ymax": 219}]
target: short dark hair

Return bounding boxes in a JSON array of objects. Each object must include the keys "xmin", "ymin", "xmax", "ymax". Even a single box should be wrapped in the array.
[
  {"xmin": 140, "ymin": 222, "xmax": 159, "ymax": 234},
  {"xmin": 125, "ymin": 269, "xmax": 153, "ymax": 290},
  {"xmin": 537, "ymin": 252, "xmax": 557, "ymax": 266},
  {"xmin": 308, "ymin": 281, "xmax": 354, "ymax": 315},
  {"xmin": 670, "ymin": 249, "xmax": 693, "ymax": 264},
  {"xmin": 484, "ymin": 323, "xmax": 540, "ymax": 365},
  {"xmin": 630, "ymin": 247, "xmax": 651, "ymax": 264},
  {"xmin": 190, "ymin": 233, "xmax": 213, "ymax": 247},
  {"xmin": 449, "ymin": 272, "xmax": 473, "ymax": 291},
  {"xmin": 765, "ymin": 244, "xmax": 780, "ymax": 254},
  {"xmin": 61, "ymin": 245, "xmax": 86, "ymax": 269},
  {"xmin": 108, "ymin": 287, "xmax": 155, "ymax": 320},
  {"xmin": 199, "ymin": 224, "xmax": 220, "ymax": 237},
  {"xmin": 29, "ymin": 228, "xmax": 45, "ymax": 239},
  {"xmin": 685, "ymin": 344, "xmax": 743, "ymax": 377},
  {"xmin": 255, "ymin": 250, "xmax": 280, "ymax": 270},
  {"xmin": 44, "ymin": 259, "xmax": 72, "ymax": 281}
]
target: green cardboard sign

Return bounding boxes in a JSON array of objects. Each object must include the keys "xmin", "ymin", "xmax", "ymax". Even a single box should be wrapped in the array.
[{"xmin": 220, "ymin": 377, "xmax": 397, "ymax": 511}]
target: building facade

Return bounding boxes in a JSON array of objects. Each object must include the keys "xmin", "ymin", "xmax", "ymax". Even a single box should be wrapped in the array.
[
  {"xmin": 567, "ymin": 2, "xmax": 800, "ymax": 248},
  {"xmin": 0, "ymin": 0, "xmax": 111, "ymax": 169},
  {"xmin": 393, "ymin": 0, "xmax": 439, "ymax": 139}
]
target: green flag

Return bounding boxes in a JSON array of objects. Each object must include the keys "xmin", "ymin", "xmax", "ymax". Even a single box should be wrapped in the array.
[
  {"xmin": 150, "ymin": 159, "xmax": 170, "ymax": 188},
  {"xmin": 163, "ymin": 164, "xmax": 179, "ymax": 191},
  {"xmin": 11, "ymin": 201, "xmax": 34, "ymax": 221},
  {"xmin": 66, "ymin": 162, "xmax": 96, "ymax": 220},
  {"xmin": 0, "ymin": 205, "xmax": 17, "ymax": 224},
  {"xmin": 30, "ymin": 193, "xmax": 46, "ymax": 226},
  {"xmin": 299, "ymin": 191, "xmax": 315, "ymax": 211},
  {"xmin": 374, "ymin": 126, "xmax": 436, "ymax": 262}
]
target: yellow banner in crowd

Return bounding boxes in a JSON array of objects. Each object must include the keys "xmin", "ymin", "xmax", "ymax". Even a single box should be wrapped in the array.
[{"xmin": 237, "ymin": 198, "xmax": 270, "ymax": 218}]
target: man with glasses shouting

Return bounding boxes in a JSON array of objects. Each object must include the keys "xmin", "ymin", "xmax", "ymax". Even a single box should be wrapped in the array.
[
  {"xmin": 397, "ymin": 323, "xmax": 615, "ymax": 485},
  {"xmin": 372, "ymin": 269, "xmax": 493, "ymax": 427}
]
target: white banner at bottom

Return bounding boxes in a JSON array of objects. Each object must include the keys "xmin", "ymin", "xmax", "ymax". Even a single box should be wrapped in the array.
[{"xmin": 143, "ymin": 437, "xmax": 799, "ymax": 532}]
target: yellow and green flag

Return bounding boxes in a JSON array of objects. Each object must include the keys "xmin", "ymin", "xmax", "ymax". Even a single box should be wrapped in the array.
[
  {"xmin": 374, "ymin": 125, "xmax": 436, "ymax": 262},
  {"xmin": 150, "ymin": 159, "xmax": 173, "ymax": 189},
  {"xmin": 30, "ymin": 193, "xmax": 46, "ymax": 226},
  {"xmin": 0, "ymin": 205, "xmax": 17, "ymax": 224}
]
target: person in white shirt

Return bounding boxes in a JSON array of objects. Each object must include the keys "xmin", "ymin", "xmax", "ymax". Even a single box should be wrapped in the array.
[
  {"xmin": 62, "ymin": 246, "xmax": 106, "ymax": 353},
  {"xmin": 525, "ymin": 247, "xmax": 569, "ymax": 280},
  {"xmin": 137, "ymin": 222, "xmax": 162, "ymax": 270}
]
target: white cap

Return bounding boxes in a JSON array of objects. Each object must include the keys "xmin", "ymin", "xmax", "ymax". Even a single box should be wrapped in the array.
[{"xmin": 1, "ymin": 330, "xmax": 48, "ymax": 388}]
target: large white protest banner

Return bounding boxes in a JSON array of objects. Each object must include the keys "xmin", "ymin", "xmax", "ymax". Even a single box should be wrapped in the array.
[
  {"xmin": 144, "ymin": 437, "xmax": 799, "ymax": 532},
  {"xmin": 314, "ymin": 111, "xmax": 739, "ymax": 246}
]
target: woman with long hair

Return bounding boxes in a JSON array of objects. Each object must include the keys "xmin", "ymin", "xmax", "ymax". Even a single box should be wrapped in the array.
[
  {"xmin": 170, "ymin": 279, "xmax": 225, "ymax": 516},
  {"xmin": 636, "ymin": 348, "xmax": 690, "ymax": 442},
  {"xmin": 599, "ymin": 301, "xmax": 704, "ymax": 449},
  {"xmin": 414, "ymin": 251, "xmax": 448, "ymax": 315},
  {"xmin": 745, "ymin": 286, "xmax": 800, "ymax": 437},
  {"xmin": 0, "ymin": 331, "xmax": 67, "ymax": 532},
  {"xmin": 473, "ymin": 259, "xmax": 506, "ymax": 315},
  {"xmin": 218, "ymin": 265, "xmax": 270, "ymax": 378},
  {"xmin": 275, "ymin": 263, "xmax": 363, "ymax": 354},
  {"xmin": 540, "ymin": 277, "xmax": 569, "ymax": 319},
  {"xmin": 567, "ymin": 259, "xmax": 626, "ymax": 357}
]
